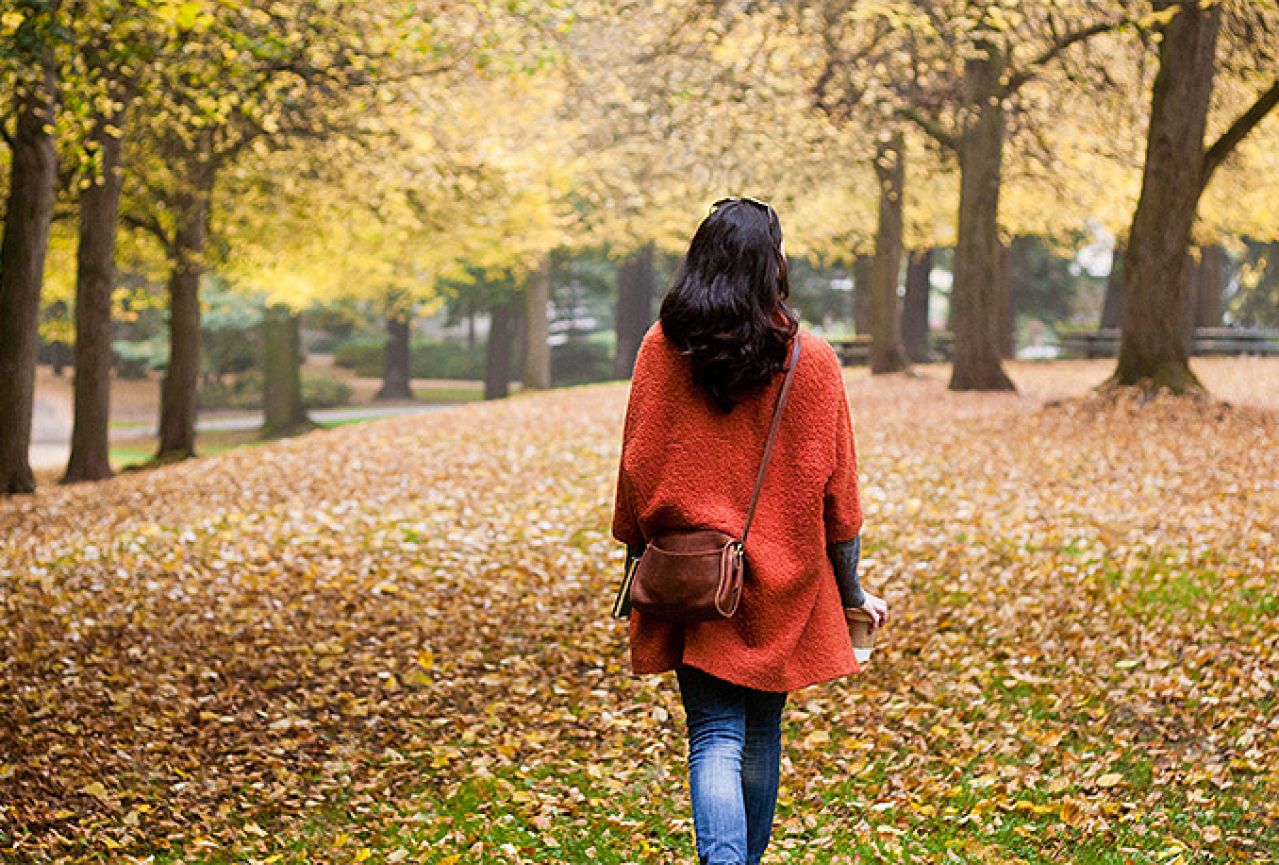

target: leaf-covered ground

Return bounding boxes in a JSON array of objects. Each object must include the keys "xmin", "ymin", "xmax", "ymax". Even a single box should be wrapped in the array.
[{"xmin": 2, "ymin": 358, "xmax": 1277, "ymax": 865}]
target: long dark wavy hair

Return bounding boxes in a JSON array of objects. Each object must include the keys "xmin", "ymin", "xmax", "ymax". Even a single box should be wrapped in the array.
[{"xmin": 659, "ymin": 198, "xmax": 800, "ymax": 413}]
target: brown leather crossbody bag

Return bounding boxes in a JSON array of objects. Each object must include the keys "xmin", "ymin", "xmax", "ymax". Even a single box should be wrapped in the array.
[{"xmin": 612, "ymin": 334, "xmax": 802, "ymax": 623}]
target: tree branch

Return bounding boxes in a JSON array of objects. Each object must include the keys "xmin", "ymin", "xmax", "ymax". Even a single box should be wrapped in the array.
[
  {"xmin": 121, "ymin": 212, "xmax": 173, "ymax": 250},
  {"xmin": 1002, "ymin": 19, "xmax": 1127, "ymax": 96},
  {"xmin": 895, "ymin": 105, "xmax": 958, "ymax": 152},
  {"xmin": 1201, "ymin": 77, "xmax": 1279, "ymax": 190}
]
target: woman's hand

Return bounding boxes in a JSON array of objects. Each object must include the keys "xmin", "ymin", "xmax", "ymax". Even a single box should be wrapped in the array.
[{"xmin": 848, "ymin": 591, "xmax": 889, "ymax": 628}]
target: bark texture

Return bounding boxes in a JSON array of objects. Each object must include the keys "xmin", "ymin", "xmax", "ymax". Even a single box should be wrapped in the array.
[
  {"xmin": 0, "ymin": 68, "xmax": 58, "ymax": 494},
  {"xmin": 869, "ymin": 135, "xmax": 909, "ymax": 374},
  {"xmin": 375, "ymin": 313, "xmax": 413, "ymax": 400},
  {"xmin": 949, "ymin": 44, "xmax": 1015, "ymax": 391},
  {"xmin": 1194, "ymin": 244, "xmax": 1227, "ymax": 327},
  {"xmin": 613, "ymin": 243, "xmax": 655, "ymax": 379},
  {"xmin": 156, "ymin": 190, "xmax": 210, "ymax": 461},
  {"xmin": 1101, "ymin": 242, "xmax": 1125, "ymax": 329},
  {"xmin": 852, "ymin": 255, "xmax": 873, "ymax": 335},
  {"xmin": 523, "ymin": 259, "xmax": 551, "ymax": 390},
  {"xmin": 260, "ymin": 304, "xmax": 313, "ymax": 438},
  {"xmin": 1112, "ymin": 3, "xmax": 1220, "ymax": 392},
  {"xmin": 999, "ymin": 238, "xmax": 1019, "ymax": 359},
  {"xmin": 64, "ymin": 116, "xmax": 126, "ymax": 484},
  {"xmin": 484, "ymin": 297, "xmax": 517, "ymax": 400},
  {"xmin": 902, "ymin": 249, "xmax": 933, "ymax": 363}
]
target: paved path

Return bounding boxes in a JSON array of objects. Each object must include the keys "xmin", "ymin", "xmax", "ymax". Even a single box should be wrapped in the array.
[
  {"xmin": 108, "ymin": 403, "xmax": 450, "ymax": 439},
  {"xmin": 29, "ymin": 403, "xmax": 452, "ymax": 470}
]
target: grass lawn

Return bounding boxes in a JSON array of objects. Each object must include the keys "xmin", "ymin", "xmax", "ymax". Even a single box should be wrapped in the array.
[{"xmin": 3, "ymin": 359, "xmax": 1277, "ymax": 864}]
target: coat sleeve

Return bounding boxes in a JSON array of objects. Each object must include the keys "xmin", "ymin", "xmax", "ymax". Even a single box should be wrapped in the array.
[
  {"xmin": 610, "ymin": 340, "xmax": 647, "ymax": 548},
  {"xmin": 611, "ymin": 459, "xmax": 644, "ymax": 547},
  {"xmin": 823, "ymin": 353, "xmax": 863, "ymax": 544}
]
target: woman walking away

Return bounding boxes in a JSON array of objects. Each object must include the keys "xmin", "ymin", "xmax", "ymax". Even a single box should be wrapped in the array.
[{"xmin": 610, "ymin": 197, "xmax": 889, "ymax": 864}]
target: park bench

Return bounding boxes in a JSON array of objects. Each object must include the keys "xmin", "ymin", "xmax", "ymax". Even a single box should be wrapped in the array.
[
  {"xmin": 1060, "ymin": 327, "xmax": 1279, "ymax": 359},
  {"xmin": 830, "ymin": 331, "xmax": 954, "ymax": 366}
]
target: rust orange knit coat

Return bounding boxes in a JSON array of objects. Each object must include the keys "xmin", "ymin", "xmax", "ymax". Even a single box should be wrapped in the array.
[{"xmin": 611, "ymin": 319, "xmax": 864, "ymax": 692}]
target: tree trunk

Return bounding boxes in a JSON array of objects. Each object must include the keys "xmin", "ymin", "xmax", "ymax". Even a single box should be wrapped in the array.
[
  {"xmin": 613, "ymin": 242, "xmax": 656, "ymax": 379},
  {"xmin": 485, "ymin": 296, "xmax": 517, "ymax": 400},
  {"xmin": 376, "ymin": 312, "xmax": 413, "ymax": 400},
  {"xmin": 949, "ymin": 44, "xmax": 1015, "ymax": 391},
  {"xmin": 1195, "ymin": 243, "xmax": 1226, "ymax": 327},
  {"xmin": 852, "ymin": 255, "xmax": 873, "ymax": 335},
  {"xmin": 1181, "ymin": 251, "xmax": 1200, "ymax": 355},
  {"xmin": 999, "ymin": 238, "xmax": 1018, "ymax": 359},
  {"xmin": 1112, "ymin": 3, "xmax": 1220, "ymax": 393},
  {"xmin": 64, "ymin": 114, "xmax": 126, "ymax": 484},
  {"xmin": 260, "ymin": 304, "xmax": 313, "ymax": 438},
  {"xmin": 1101, "ymin": 242, "xmax": 1125, "ymax": 329},
  {"xmin": 523, "ymin": 258, "xmax": 551, "ymax": 389},
  {"xmin": 869, "ymin": 134, "xmax": 909, "ymax": 374},
  {"xmin": 0, "ymin": 67, "xmax": 58, "ymax": 495},
  {"xmin": 902, "ymin": 249, "xmax": 932, "ymax": 363},
  {"xmin": 156, "ymin": 190, "xmax": 210, "ymax": 462}
]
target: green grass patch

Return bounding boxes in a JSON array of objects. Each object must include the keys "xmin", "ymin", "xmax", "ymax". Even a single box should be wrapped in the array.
[{"xmin": 411, "ymin": 385, "xmax": 483, "ymax": 403}]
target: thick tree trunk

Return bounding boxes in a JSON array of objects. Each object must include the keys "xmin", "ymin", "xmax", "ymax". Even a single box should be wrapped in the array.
[
  {"xmin": 64, "ymin": 115, "xmax": 126, "ymax": 484},
  {"xmin": 484, "ymin": 296, "xmax": 517, "ymax": 400},
  {"xmin": 260, "ymin": 304, "xmax": 313, "ymax": 438},
  {"xmin": 852, "ymin": 255, "xmax": 873, "ymax": 335},
  {"xmin": 156, "ymin": 191, "xmax": 210, "ymax": 462},
  {"xmin": 523, "ymin": 258, "xmax": 551, "ymax": 389},
  {"xmin": 869, "ymin": 135, "xmax": 909, "ymax": 374},
  {"xmin": 1112, "ymin": 3, "xmax": 1220, "ymax": 393},
  {"xmin": 0, "ymin": 68, "xmax": 58, "ymax": 495},
  {"xmin": 1195, "ymin": 243, "xmax": 1227, "ymax": 327},
  {"xmin": 902, "ymin": 249, "xmax": 932, "ymax": 363},
  {"xmin": 376, "ymin": 313, "xmax": 413, "ymax": 400},
  {"xmin": 1101, "ymin": 242, "xmax": 1125, "ymax": 329},
  {"xmin": 949, "ymin": 46, "xmax": 1015, "ymax": 391},
  {"xmin": 613, "ymin": 242, "xmax": 656, "ymax": 379}
]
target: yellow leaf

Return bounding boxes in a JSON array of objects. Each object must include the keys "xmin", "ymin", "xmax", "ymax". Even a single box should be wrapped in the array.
[{"xmin": 78, "ymin": 781, "xmax": 110, "ymax": 800}]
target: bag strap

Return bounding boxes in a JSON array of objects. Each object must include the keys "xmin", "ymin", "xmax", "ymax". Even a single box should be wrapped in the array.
[{"xmin": 740, "ymin": 333, "xmax": 803, "ymax": 547}]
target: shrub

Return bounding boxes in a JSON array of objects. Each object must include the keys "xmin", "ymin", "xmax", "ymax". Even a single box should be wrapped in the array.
[
  {"xmin": 199, "ymin": 372, "xmax": 353, "ymax": 410},
  {"xmin": 333, "ymin": 338, "xmax": 382, "ymax": 373},
  {"xmin": 333, "ymin": 337, "xmax": 486, "ymax": 379},
  {"xmin": 112, "ymin": 337, "xmax": 168, "ymax": 379},
  {"xmin": 552, "ymin": 339, "xmax": 614, "ymax": 386},
  {"xmin": 301, "ymin": 375, "xmax": 354, "ymax": 408}
]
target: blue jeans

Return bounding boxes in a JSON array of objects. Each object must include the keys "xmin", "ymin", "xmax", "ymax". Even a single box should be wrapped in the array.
[{"xmin": 676, "ymin": 665, "xmax": 788, "ymax": 865}]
